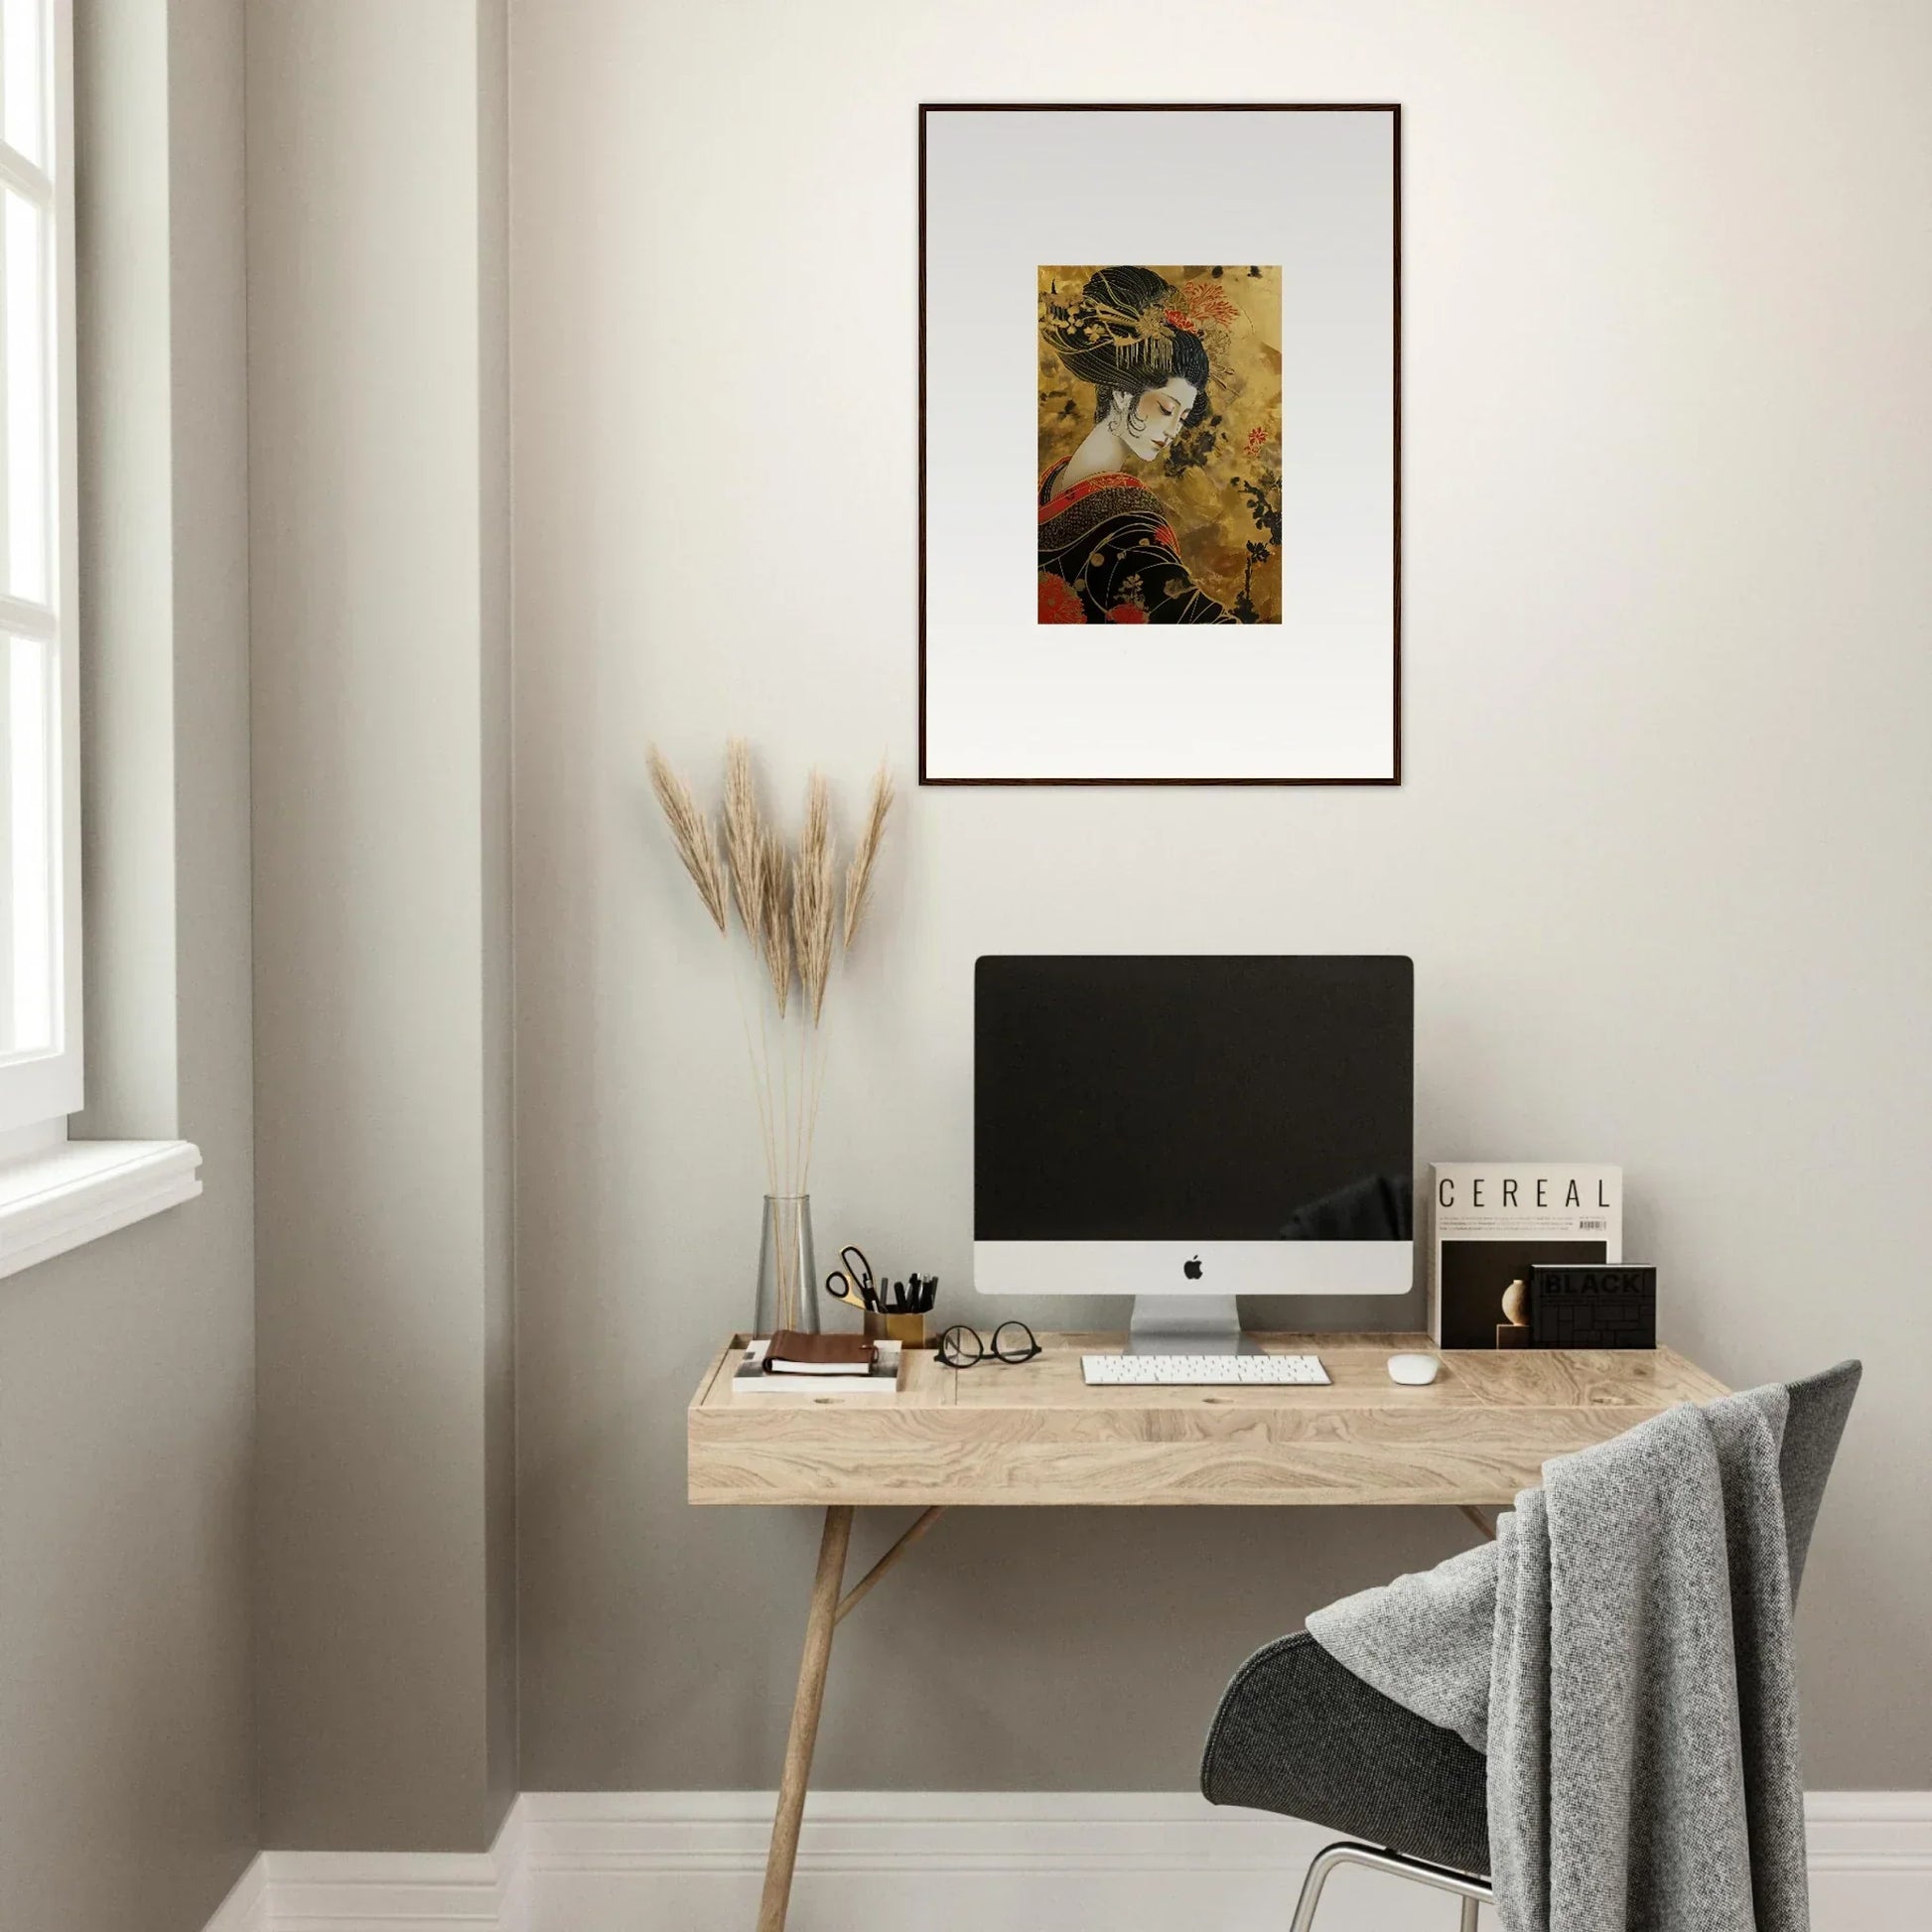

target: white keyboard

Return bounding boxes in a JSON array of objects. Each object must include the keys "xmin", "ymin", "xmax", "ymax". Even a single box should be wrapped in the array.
[{"xmin": 1081, "ymin": 1352, "xmax": 1330, "ymax": 1387}]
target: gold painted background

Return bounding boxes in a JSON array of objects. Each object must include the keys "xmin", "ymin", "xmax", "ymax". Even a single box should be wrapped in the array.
[{"xmin": 1038, "ymin": 264, "xmax": 1283, "ymax": 624}]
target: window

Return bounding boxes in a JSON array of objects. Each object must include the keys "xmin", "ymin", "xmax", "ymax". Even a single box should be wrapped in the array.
[
  {"xmin": 0, "ymin": 0, "xmax": 75, "ymax": 1143},
  {"xmin": 0, "ymin": 0, "xmax": 200, "ymax": 1271}
]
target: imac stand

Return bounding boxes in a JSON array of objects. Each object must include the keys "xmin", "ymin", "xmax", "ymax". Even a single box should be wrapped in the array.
[{"xmin": 1126, "ymin": 1294, "xmax": 1257, "ymax": 1356}]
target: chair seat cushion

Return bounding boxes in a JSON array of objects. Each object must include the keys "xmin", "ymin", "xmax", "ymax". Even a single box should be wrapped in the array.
[{"xmin": 1200, "ymin": 1630, "xmax": 1491, "ymax": 1876}]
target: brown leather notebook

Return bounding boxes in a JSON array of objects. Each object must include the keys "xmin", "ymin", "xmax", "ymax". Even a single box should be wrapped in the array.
[{"xmin": 764, "ymin": 1330, "xmax": 877, "ymax": 1374}]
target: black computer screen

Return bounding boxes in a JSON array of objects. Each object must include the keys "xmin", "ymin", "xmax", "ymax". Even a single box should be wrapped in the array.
[{"xmin": 974, "ymin": 956, "xmax": 1414, "ymax": 1241}]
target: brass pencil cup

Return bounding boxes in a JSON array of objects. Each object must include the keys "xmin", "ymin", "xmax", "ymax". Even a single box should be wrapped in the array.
[{"xmin": 866, "ymin": 1310, "xmax": 927, "ymax": 1348}]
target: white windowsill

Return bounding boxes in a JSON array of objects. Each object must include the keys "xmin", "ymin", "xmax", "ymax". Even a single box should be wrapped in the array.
[{"xmin": 0, "ymin": 1139, "xmax": 203, "ymax": 1280}]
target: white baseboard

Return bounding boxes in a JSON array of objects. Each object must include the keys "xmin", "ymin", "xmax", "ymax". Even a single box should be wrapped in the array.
[
  {"xmin": 205, "ymin": 1790, "xmax": 1932, "ymax": 1932},
  {"xmin": 198, "ymin": 1806, "xmax": 523, "ymax": 1932},
  {"xmin": 203, "ymin": 1854, "xmax": 267, "ymax": 1932}
]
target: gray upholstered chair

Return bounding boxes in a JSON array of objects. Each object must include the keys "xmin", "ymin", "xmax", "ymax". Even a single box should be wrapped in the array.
[{"xmin": 1200, "ymin": 1361, "xmax": 1861, "ymax": 1929}]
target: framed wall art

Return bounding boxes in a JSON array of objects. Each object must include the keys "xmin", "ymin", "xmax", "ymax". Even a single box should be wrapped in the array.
[{"xmin": 918, "ymin": 104, "xmax": 1401, "ymax": 785}]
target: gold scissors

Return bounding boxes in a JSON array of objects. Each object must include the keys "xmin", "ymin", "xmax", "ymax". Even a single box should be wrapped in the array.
[{"xmin": 824, "ymin": 1245, "xmax": 878, "ymax": 1312}]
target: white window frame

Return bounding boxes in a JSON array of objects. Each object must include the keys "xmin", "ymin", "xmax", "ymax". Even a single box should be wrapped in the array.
[
  {"xmin": 0, "ymin": 0, "xmax": 201, "ymax": 1276},
  {"xmin": 0, "ymin": 0, "xmax": 78, "ymax": 1141}
]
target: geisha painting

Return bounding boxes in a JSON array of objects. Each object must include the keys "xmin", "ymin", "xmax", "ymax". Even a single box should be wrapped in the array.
[
  {"xmin": 1038, "ymin": 265, "xmax": 1283, "ymax": 625},
  {"xmin": 920, "ymin": 104, "xmax": 1398, "ymax": 782}
]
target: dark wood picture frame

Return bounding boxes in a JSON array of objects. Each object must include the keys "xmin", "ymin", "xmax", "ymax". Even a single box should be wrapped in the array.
[{"xmin": 917, "ymin": 102, "xmax": 1402, "ymax": 787}]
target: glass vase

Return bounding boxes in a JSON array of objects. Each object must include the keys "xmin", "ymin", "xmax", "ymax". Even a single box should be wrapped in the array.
[{"xmin": 754, "ymin": 1193, "xmax": 818, "ymax": 1337}]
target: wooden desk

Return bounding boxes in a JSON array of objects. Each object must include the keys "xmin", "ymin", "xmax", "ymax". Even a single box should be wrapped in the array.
[{"xmin": 688, "ymin": 1331, "xmax": 1726, "ymax": 1930}]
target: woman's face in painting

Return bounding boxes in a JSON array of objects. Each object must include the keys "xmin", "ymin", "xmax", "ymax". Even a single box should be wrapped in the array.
[{"xmin": 1110, "ymin": 377, "xmax": 1198, "ymax": 461}]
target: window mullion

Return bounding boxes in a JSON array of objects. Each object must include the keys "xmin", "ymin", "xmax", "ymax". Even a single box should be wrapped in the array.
[
  {"xmin": 0, "ymin": 650, "xmax": 14, "ymax": 1054},
  {"xmin": 0, "ymin": 595, "xmax": 51, "ymax": 638},
  {"xmin": 0, "ymin": 143, "xmax": 49, "ymax": 208},
  {"xmin": 0, "ymin": 0, "xmax": 73, "ymax": 1130},
  {"xmin": 0, "ymin": 203, "xmax": 9, "ymax": 612}
]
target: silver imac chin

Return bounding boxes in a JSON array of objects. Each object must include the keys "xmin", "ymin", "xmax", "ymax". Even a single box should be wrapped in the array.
[
  {"xmin": 973, "ymin": 955, "xmax": 1417, "ymax": 1356},
  {"xmin": 972, "ymin": 1240, "xmax": 1414, "ymax": 1354}
]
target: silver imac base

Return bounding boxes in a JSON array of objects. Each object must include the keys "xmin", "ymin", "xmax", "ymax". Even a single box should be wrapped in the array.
[{"xmin": 1124, "ymin": 1294, "xmax": 1256, "ymax": 1356}]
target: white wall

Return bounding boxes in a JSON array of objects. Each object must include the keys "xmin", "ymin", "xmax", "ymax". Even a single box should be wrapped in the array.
[
  {"xmin": 3, "ymin": 4, "xmax": 259, "ymax": 1928},
  {"xmin": 510, "ymin": 0, "xmax": 1932, "ymax": 1792},
  {"xmin": 248, "ymin": 0, "xmax": 516, "ymax": 1853}
]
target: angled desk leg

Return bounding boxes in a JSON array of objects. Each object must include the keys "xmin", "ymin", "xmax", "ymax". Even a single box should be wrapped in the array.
[
  {"xmin": 758, "ymin": 1505, "xmax": 854, "ymax": 1932},
  {"xmin": 756, "ymin": 1506, "xmax": 947, "ymax": 1931},
  {"xmin": 837, "ymin": 1505, "xmax": 945, "ymax": 1625}
]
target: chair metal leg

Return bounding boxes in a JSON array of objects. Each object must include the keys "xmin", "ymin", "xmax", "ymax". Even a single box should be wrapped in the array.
[
  {"xmin": 1287, "ymin": 1843, "xmax": 1351, "ymax": 1932},
  {"xmin": 1288, "ymin": 1841, "xmax": 1492, "ymax": 1932}
]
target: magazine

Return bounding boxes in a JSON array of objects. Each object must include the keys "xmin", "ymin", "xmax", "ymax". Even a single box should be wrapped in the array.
[{"xmin": 1429, "ymin": 1164, "xmax": 1621, "ymax": 1349}]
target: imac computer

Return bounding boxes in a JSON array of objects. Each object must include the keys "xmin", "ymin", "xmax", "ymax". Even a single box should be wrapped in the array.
[{"xmin": 974, "ymin": 955, "xmax": 1414, "ymax": 1354}]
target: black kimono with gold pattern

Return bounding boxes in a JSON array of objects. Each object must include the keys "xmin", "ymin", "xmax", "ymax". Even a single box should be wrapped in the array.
[{"xmin": 1037, "ymin": 460, "xmax": 1237, "ymax": 624}]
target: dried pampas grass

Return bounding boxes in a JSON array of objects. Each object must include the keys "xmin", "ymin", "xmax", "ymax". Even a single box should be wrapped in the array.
[
  {"xmin": 843, "ymin": 762, "xmax": 895, "ymax": 950},
  {"xmin": 759, "ymin": 826, "xmax": 793, "ymax": 1019},
  {"xmin": 723, "ymin": 739, "xmax": 765, "ymax": 938},
  {"xmin": 792, "ymin": 773, "xmax": 836, "ymax": 1024},
  {"xmin": 646, "ymin": 741, "xmax": 896, "ymax": 1195},
  {"xmin": 647, "ymin": 749, "xmax": 728, "ymax": 934}
]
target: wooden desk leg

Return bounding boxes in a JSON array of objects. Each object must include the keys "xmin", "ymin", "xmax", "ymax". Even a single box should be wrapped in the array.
[
  {"xmin": 758, "ymin": 1504, "xmax": 854, "ymax": 1932},
  {"xmin": 837, "ymin": 1506, "xmax": 944, "ymax": 1625}
]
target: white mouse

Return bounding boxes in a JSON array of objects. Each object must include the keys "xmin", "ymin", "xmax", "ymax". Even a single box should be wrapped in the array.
[{"xmin": 1387, "ymin": 1352, "xmax": 1442, "ymax": 1386}]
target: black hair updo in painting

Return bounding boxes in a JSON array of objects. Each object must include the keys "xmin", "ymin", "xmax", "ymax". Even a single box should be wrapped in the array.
[{"xmin": 1040, "ymin": 266, "xmax": 1212, "ymax": 428}]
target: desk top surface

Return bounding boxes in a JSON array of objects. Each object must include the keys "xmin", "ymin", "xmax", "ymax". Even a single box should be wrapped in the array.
[{"xmin": 688, "ymin": 1332, "xmax": 1728, "ymax": 1508}]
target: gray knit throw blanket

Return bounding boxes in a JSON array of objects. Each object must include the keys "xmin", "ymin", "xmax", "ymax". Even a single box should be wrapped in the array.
[{"xmin": 1307, "ymin": 1387, "xmax": 1809, "ymax": 1932}]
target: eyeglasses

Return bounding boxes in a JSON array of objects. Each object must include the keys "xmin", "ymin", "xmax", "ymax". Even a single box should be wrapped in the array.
[{"xmin": 936, "ymin": 1320, "xmax": 1040, "ymax": 1369}]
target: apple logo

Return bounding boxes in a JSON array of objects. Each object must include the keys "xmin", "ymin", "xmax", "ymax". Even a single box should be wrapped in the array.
[{"xmin": 1183, "ymin": 1255, "xmax": 1203, "ymax": 1280}]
